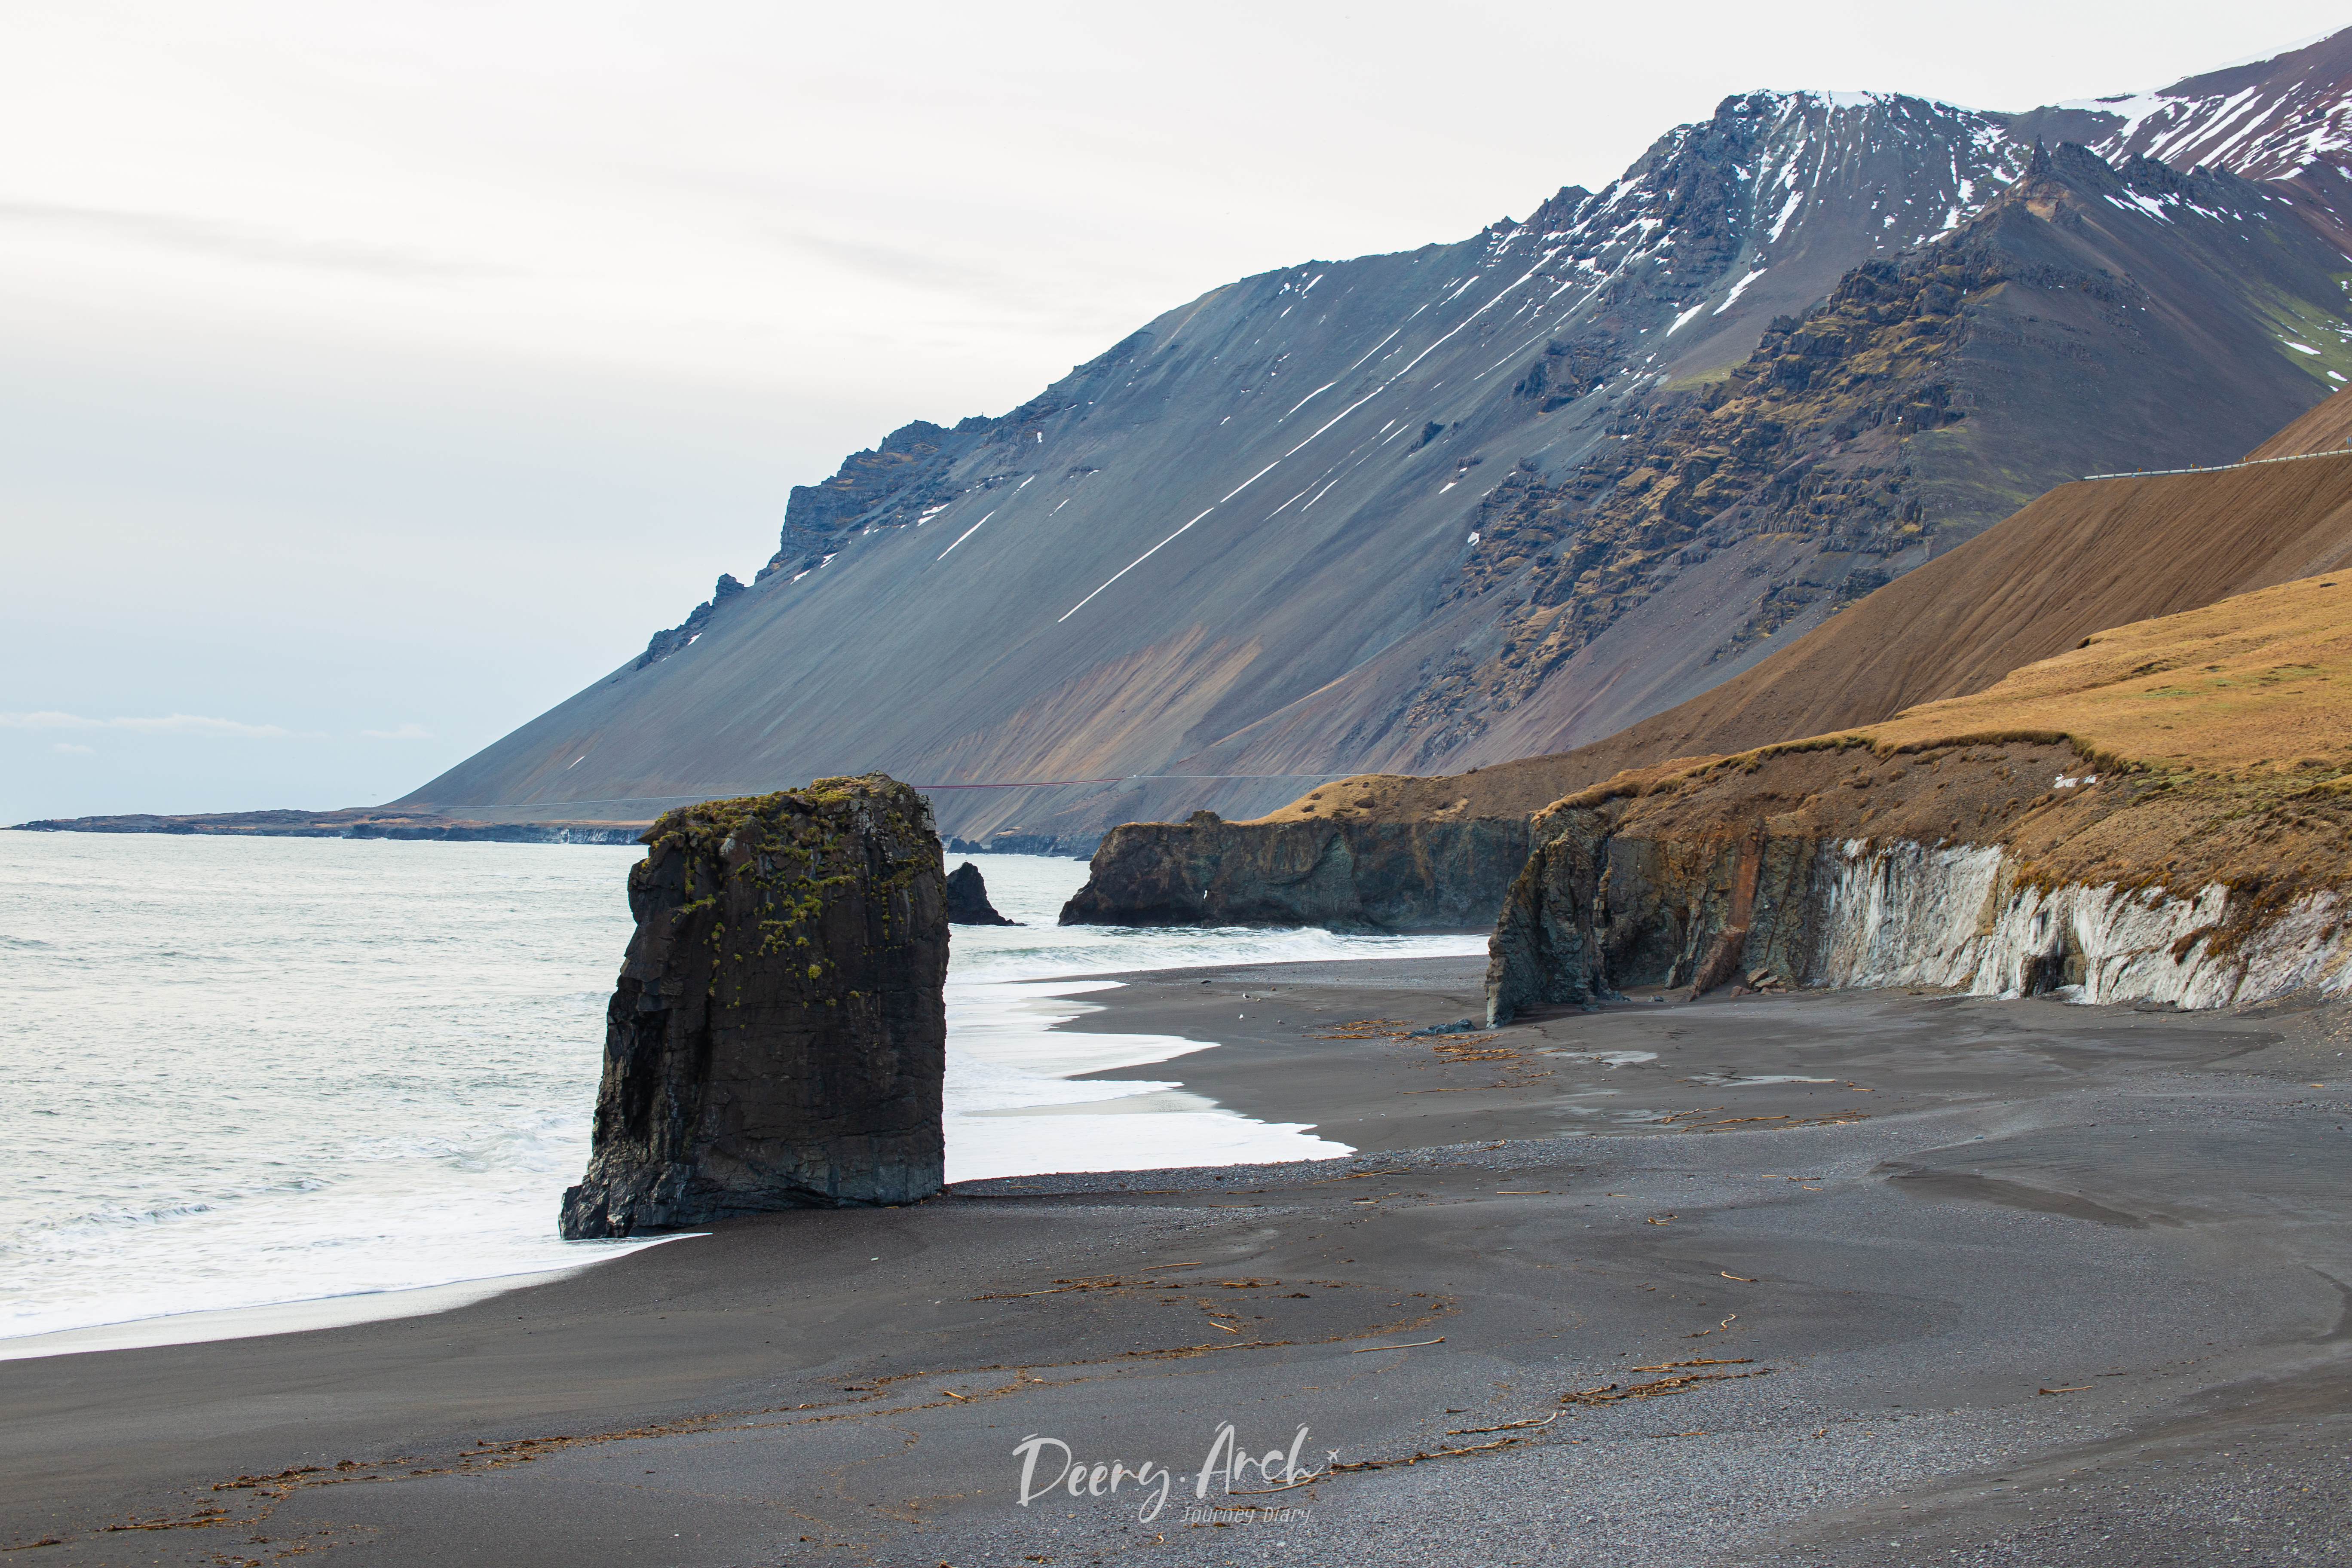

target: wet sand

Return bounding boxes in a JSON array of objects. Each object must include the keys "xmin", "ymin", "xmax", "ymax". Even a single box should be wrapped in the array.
[{"xmin": 3, "ymin": 960, "xmax": 2348, "ymax": 1567}]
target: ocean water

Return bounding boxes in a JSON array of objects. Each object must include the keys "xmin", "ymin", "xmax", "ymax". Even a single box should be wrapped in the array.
[{"xmin": 0, "ymin": 834, "xmax": 1483, "ymax": 1341}]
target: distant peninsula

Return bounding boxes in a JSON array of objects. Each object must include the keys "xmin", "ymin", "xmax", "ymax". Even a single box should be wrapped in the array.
[{"xmin": 6, "ymin": 807, "xmax": 646, "ymax": 843}]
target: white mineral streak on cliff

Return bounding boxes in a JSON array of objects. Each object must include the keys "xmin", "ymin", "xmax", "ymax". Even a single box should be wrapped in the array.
[
  {"xmin": 1815, "ymin": 841, "xmax": 2005, "ymax": 990},
  {"xmin": 1812, "ymin": 839, "xmax": 2352, "ymax": 1007}
]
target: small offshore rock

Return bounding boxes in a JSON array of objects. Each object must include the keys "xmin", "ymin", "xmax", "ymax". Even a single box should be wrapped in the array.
[{"xmin": 944, "ymin": 861, "xmax": 1020, "ymax": 925}]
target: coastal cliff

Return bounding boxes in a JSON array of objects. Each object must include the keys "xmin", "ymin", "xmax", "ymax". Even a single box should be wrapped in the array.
[
  {"xmin": 1060, "ymin": 809, "xmax": 1530, "ymax": 930},
  {"xmin": 1486, "ymin": 741, "xmax": 2097, "ymax": 1016},
  {"xmin": 559, "ymin": 775, "xmax": 947, "ymax": 1238},
  {"xmin": 1488, "ymin": 574, "xmax": 2352, "ymax": 1020}
]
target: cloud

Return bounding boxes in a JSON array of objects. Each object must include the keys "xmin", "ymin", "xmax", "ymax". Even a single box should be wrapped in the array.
[
  {"xmin": 0, "ymin": 200, "xmax": 501, "ymax": 280},
  {"xmin": 772, "ymin": 227, "xmax": 1151, "ymax": 337},
  {"xmin": 52, "ymin": 742, "xmax": 96, "ymax": 754},
  {"xmin": 778, "ymin": 229, "xmax": 1017, "ymax": 297},
  {"xmin": 0, "ymin": 710, "xmax": 291, "ymax": 737},
  {"xmin": 359, "ymin": 723, "xmax": 433, "ymax": 740}
]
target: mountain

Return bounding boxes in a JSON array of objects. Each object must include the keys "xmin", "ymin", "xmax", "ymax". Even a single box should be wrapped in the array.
[{"xmin": 375, "ymin": 33, "xmax": 2352, "ymax": 846}]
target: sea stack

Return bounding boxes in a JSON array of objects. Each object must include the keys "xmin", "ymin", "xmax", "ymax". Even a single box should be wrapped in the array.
[
  {"xmin": 943, "ymin": 861, "xmax": 1018, "ymax": 925},
  {"xmin": 558, "ymin": 775, "xmax": 947, "ymax": 1239}
]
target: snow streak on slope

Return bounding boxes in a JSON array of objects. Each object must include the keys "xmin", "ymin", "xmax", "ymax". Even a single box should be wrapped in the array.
[{"xmin": 2070, "ymin": 28, "xmax": 2352, "ymax": 181}]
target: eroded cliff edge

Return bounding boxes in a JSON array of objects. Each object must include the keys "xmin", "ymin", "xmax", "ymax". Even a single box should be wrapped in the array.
[
  {"xmin": 1487, "ymin": 740, "xmax": 2125, "ymax": 1016},
  {"xmin": 560, "ymin": 775, "xmax": 946, "ymax": 1238},
  {"xmin": 1488, "ymin": 574, "xmax": 2352, "ymax": 1020}
]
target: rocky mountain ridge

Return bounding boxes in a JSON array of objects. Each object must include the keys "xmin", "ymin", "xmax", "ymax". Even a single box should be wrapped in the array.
[
  {"xmin": 1400, "ymin": 138, "xmax": 2352, "ymax": 764},
  {"xmin": 41, "ymin": 34, "xmax": 2352, "ymax": 848},
  {"xmin": 2076, "ymin": 29, "xmax": 2352, "ymax": 185},
  {"xmin": 398, "ymin": 82, "xmax": 2162, "ymax": 842}
]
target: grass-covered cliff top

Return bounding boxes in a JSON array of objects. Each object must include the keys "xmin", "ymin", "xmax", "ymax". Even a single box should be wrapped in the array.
[{"xmin": 1857, "ymin": 571, "xmax": 2352, "ymax": 778}]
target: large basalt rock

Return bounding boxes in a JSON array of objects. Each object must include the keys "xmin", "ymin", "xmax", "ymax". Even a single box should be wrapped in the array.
[
  {"xmin": 558, "ymin": 775, "xmax": 947, "ymax": 1239},
  {"xmin": 1060, "ymin": 810, "xmax": 1531, "ymax": 930}
]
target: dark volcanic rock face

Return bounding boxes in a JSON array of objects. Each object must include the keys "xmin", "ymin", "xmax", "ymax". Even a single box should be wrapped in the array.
[
  {"xmin": 634, "ymin": 573, "xmax": 745, "ymax": 671},
  {"xmin": 1060, "ymin": 811, "xmax": 1528, "ymax": 931},
  {"xmin": 944, "ymin": 861, "xmax": 1017, "ymax": 925},
  {"xmin": 558, "ymin": 775, "xmax": 947, "ymax": 1239}
]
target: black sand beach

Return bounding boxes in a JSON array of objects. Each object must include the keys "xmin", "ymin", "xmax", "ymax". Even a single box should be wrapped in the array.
[{"xmin": 4, "ymin": 957, "xmax": 2349, "ymax": 1567}]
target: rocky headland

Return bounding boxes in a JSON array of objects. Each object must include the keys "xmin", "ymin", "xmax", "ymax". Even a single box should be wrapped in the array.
[
  {"xmin": 558, "ymin": 775, "xmax": 947, "ymax": 1238},
  {"xmin": 1488, "ymin": 571, "xmax": 2352, "ymax": 1020},
  {"xmin": 5, "ymin": 807, "xmax": 649, "ymax": 842},
  {"xmin": 1060, "ymin": 808, "xmax": 1534, "ymax": 930}
]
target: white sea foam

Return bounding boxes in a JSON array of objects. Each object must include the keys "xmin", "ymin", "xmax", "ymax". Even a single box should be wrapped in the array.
[
  {"xmin": 939, "ymin": 854, "xmax": 1485, "ymax": 1179},
  {"xmin": 0, "ymin": 836, "xmax": 1483, "ymax": 1342}
]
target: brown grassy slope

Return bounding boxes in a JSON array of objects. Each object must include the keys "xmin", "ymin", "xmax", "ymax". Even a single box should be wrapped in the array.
[
  {"xmin": 1859, "ymin": 572, "xmax": 2352, "ymax": 771},
  {"xmin": 1240, "ymin": 753, "xmax": 1721, "ymax": 827},
  {"xmin": 1868, "ymin": 570, "xmax": 2352, "ymax": 903},
  {"xmin": 1618, "ymin": 572, "xmax": 2352, "ymax": 918},
  {"xmin": 1251, "ymin": 389, "xmax": 2352, "ymax": 827},
  {"xmin": 1484, "ymin": 579, "xmax": 2352, "ymax": 1013}
]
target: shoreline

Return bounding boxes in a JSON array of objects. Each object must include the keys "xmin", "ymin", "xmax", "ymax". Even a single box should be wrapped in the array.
[
  {"xmin": 0, "ymin": 839, "xmax": 1457, "ymax": 1356},
  {"xmin": 0, "ymin": 940, "xmax": 1469, "ymax": 1359},
  {"xmin": 5, "ymin": 954, "xmax": 2347, "ymax": 1566},
  {"xmin": 0, "ymin": 1260, "xmax": 630, "ymax": 1363}
]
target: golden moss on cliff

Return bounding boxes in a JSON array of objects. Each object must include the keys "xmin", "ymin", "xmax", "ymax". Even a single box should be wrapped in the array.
[{"xmin": 641, "ymin": 773, "xmax": 928, "ymax": 850}]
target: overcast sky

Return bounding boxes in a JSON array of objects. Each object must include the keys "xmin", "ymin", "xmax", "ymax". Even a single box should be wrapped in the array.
[{"xmin": 6, "ymin": 0, "xmax": 2346, "ymax": 824}]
